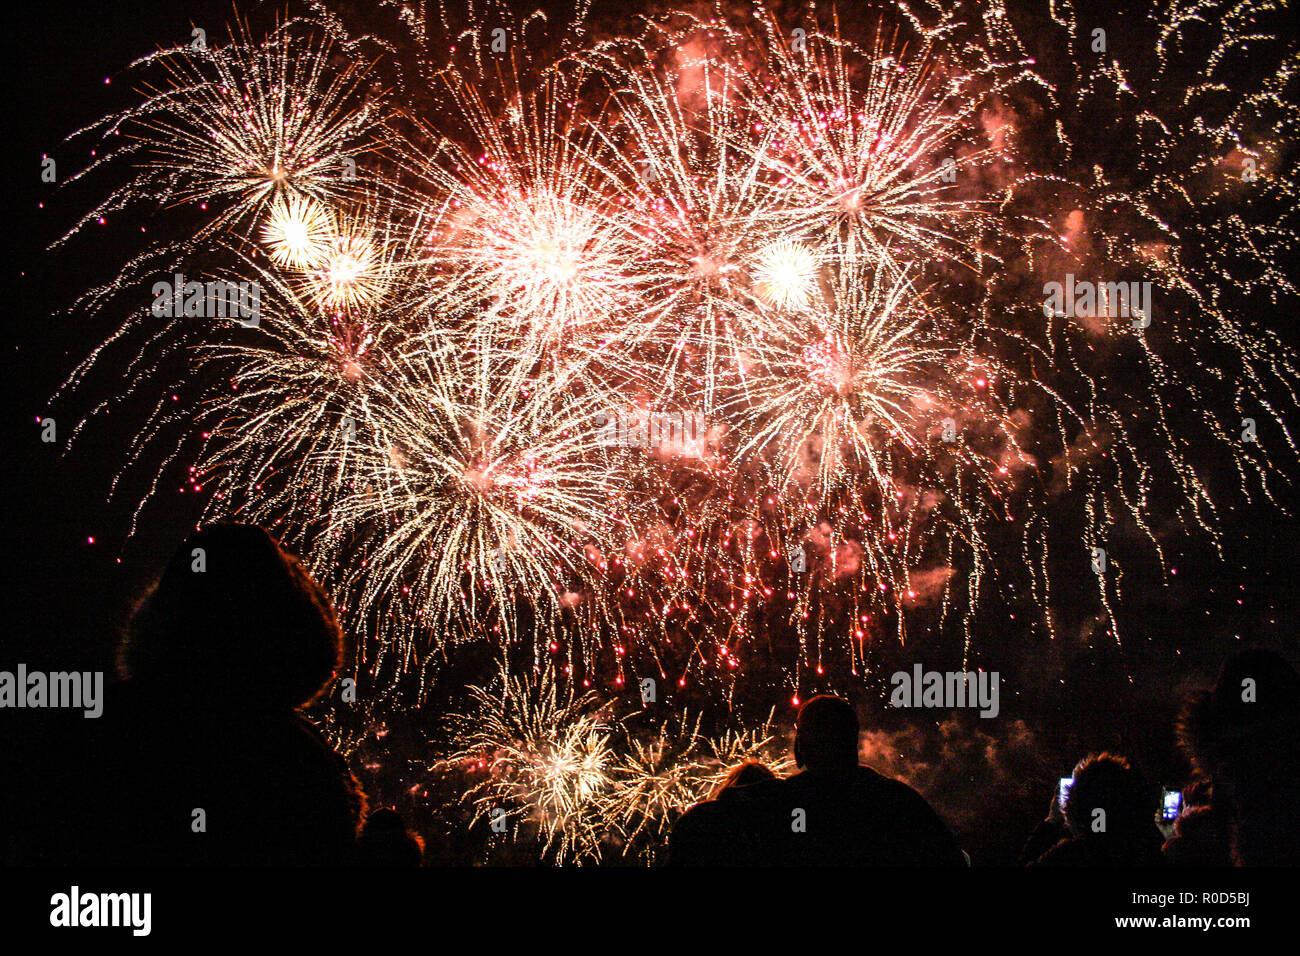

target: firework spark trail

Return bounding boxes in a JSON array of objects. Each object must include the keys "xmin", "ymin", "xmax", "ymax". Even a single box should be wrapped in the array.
[
  {"xmin": 690, "ymin": 6, "xmax": 1046, "ymax": 275},
  {"xmin": 407, "ymin": 56, "xmax": 652, "ymax": 386},
  {"xmin": 58, "ymin": 20, "xmax": 390, "ymax": 250},
  {"xmin": 49, "ymin": 20, "xmax": 404, "ymax": 536},
  {"xmin": 970, "ymin": 0, "xmax": 1300, "ymax": 642},
  {"xmin": 320, "ymin": 342, "xmax": 651, "ymax": 687},
  {"xmin": 713, "ymin": 262, "xmax": 1033, "ymax": 645},
  {"xmin": 576, "ymin": 33, "xmax": 782, "ymax": 414},
  {"xmin": 108, "ymin": 184, "xmax": 441, "ymax": 567},
  {"xmin": 602, "ymin": 708, "xmax": 795, "ymax": 853},
  {"xmin": 436, "ymin": 661, "xmax": 793, "ymax": 864},
  {"xmin": 437, "ymin": 662, "xmax": 615, "ymax": 863},
  {"xmin": 49, "ymin": 0, "xmax": 1300, "ymax": 700}
]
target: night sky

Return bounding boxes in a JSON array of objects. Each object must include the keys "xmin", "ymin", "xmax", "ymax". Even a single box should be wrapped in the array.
[{"xmin": 5, "ymin": 0, "xmax": 1299, "ymax": 866}]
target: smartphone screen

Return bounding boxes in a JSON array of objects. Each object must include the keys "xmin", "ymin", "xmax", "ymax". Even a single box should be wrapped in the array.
[{"xmin": 1161, "ymin": 789, "xmax": 1183, "ymax": 821}]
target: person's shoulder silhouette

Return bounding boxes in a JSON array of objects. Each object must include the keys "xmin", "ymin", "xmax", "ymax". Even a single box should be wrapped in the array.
[
  {"xmin": 1177, "ymin": 648, "xmax": 1300, "ymax": 865},
  {"xmin": 65, "ymin": 523, "xmax": 364, "ymax": 865},
  {"xmin": 1029, "ymin": 752, "xmax": 1165, "ymax": 867},
  {"xmin": 669, "ymin": 761, "xmax": 776, "ymax": 866},
  {"xmin": 755, "ymin": 696, "xmax": 965, "ymax": 866},
  {"xmin": 357, "ymin": 808, "xmax": 424, "ymax": 866}
]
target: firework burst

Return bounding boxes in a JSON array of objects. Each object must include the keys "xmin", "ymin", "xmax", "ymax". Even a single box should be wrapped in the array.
[
  {"xmin": 60, "ymin": 20, "xmax": 389, "ymax": 251},
  {"xmin": 50, "ymin": 0, "xmax": 1300, "ymax": 702},
  {"xmin": 602, "ymin": 709, "xmax": 795, "ymax": 854},
  {"xmin": 713, "ymin": 9, "xmax": 1038, "ymax": 274},
  {"xmin": 439, "ymin": 662, "xmax": 615, "ymax": 864}
]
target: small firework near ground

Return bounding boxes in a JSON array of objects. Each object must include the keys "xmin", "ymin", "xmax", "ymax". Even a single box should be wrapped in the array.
[{"xmin": 17, "ymin": 0, "xmax": 1300, "ymax": 866}]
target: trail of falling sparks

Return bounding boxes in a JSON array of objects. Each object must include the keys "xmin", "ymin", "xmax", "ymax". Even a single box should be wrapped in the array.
[
  {"xmin": 434, "ymin": 661, "xmax": 794, "ymax": 864},
  {"xmin": 48, "ymin": 0, "xmax": 1300, "ymax": 703}
]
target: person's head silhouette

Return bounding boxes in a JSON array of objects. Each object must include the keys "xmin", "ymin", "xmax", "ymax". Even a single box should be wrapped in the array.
[
  {"xmin": 358, "ymin": 808, "xmax": 424, "ymax": 866},
  {"xmin": 1178, "ymin": 648, "xmax": 1300, "ymax": 864},
  {"xmin": 712, "ymin": 760, "xmax": 775, "ymax": 797},
  {"xmin": 1062, "ymin": 752, "xmax": 1153, "ymax": 839},
  {"xmin": 1190, "ymin": 648, "xmax": 1300, "ymax": 744},
  {"xmin": 793, "ymin": 695, "xmax": 860, "ymax": 771},
  {"xmin": 120, "ymin": 523, "xmax": 343, "ymax": 708}
]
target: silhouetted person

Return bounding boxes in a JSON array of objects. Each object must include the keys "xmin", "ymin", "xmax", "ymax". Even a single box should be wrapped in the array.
[
  {"xmin": 717, "ymin": 761, "xmax": 776, "ymax": 791},
  {"xmin": 1163, "ymin": 778, "xmax": 1231, "ymax": 866},
  {"xmin": 1018, "ymin": 789, "xmax": 1070, "ymax": 865},
  {"xmin": 56, "ymin": 523, "xmax": 364, "ymax": 865},
  {"xmin": 747, "ymin": 696, "xmax": 963, "ymax": 865},
  {"xmin": 1029, "ymin": 753, "xmax": 1164, "ymax": 866},
  {"xmin": 1177, "ymin": 648, "xmax": 1300, "ymax": 865},
  {"xmin": 668, "ymin": 761, "xmax": 776, "ymax": 866},
  {"xmin": 357, "ymin": 808, "xmax": 424, "ymax": 866}
]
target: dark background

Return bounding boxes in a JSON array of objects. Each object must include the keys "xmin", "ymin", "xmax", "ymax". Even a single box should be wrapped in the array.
[{"xmin": 3, "ymin": 0, "xmax": 1298, "ymax": 864}]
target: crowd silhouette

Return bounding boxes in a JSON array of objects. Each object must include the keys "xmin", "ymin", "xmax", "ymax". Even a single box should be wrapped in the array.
[{"xmin": 10, "ymin": 523, "xmax": 1300, "ymax": 867}]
